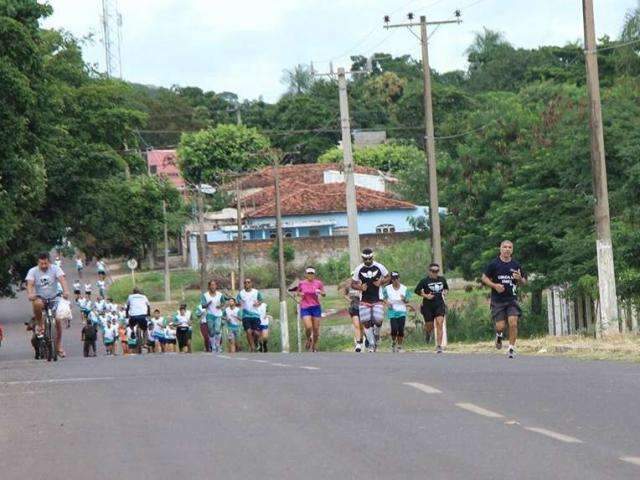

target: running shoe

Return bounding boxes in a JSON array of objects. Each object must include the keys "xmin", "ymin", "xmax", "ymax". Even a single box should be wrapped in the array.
[
  {"xmin": 367, "ymin": 346, "xmax": 375, "ymax": 353},
  {"xmin": 436, "ymin": 346, "xmax": 443, "ymax": 354},
  {"xmin": 495, "ymin": 333, "xmax": 503, "ymax": 350},
  {"xmin": 507, "ymin": 346, "xmax": 515, "ymax": 359},
  {"xmin": 391, "ymin": 343, "xmax": 397, "ymax": 353},
  {"xmin": 355, "ymin": 342, "xmax": 362, "ymax": 353},
  {"xmin": 396, "ymin": 347, "xmax": 405, "ymax": 353}
]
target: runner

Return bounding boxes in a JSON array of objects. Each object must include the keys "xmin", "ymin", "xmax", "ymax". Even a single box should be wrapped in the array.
[
  {"xmin": 415, "ymin": 263, "xmax": 449, "ymax": 353},
  {"xmin": 96, "ymin": 278, "xmax": 107, "ymax": 298},
  {"xmin": 54, "ymin": 256, "xmax": 62, "ymax": 269},
  {"xmin": 149, "ymin": 309, "xmax": 165, "ymax": 353},
  {"xmin": 73, "ymin": 280, "xmax": 82, "ymax": 301},
  {"xmin": 172, "ymin": 303, "xmax": 192, "ymax": 353},
  {"xmin": 297, "ymin": 267, "xmax": 326, "ymax": 352},
  {"xmin": 481, "ymin": 240, "xmax": 527, "ymax": 359},
  {"xmin": 341, "ymin": 275, "xmax": 364, "ymax": 352},
  {"xmin": 125, "ymin": 287, "xmax": 151, "ymax": 354},
  {"xmin": 96, "ymin": 258, "xmax": 107, "ymax": 279},
  {"xmin": 84, "ymin": 281, "xmax": 93, "ymax": 299},
  {"xmin": 383, "ymin": 272, "xmax": 412, "ymax": 353},
  {"xmin": 25, "ymin": 252, "xmax": 70, "ymax": 357},
  {"xmin": 351, "ymin": 248, "xmax": 390, "ymax": 352},
  {"xmin": 236, "ymin": 278, "xmax": 263, "ymax": 352},
  {"xmin": 102, "ymin": 318, "xmax": 118, "ymax": 356},
  {"xmin": 75, "ymin": 256, "xmax": 84, "ymax": 279},
  {"xmin": 256, "ymin": 302, "xmax": 271, "ymax": 352},
  {"xmin": 224, "ymin": 298, "xmax": 241, "ymax": 353},
  {"xmin": 200, "ymin": 280, "xmax": 227, "ymax": 353}
]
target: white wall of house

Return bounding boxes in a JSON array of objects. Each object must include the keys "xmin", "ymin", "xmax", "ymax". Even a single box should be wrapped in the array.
[{"xmin": 323, "ymin": 171, "xmax": 386, "ymax": 192}]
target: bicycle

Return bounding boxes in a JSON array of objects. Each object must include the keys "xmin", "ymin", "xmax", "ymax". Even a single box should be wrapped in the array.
[{"xmin": 36, "ymin": 296, "xmax": 59, "ymax": 362}]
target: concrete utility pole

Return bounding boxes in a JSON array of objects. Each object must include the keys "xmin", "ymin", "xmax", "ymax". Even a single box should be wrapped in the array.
[
  {"xmin": 197, "ymin": 189, "xmax": 207, "ymax": 292},
  {"xmin": 273, "ymin": 154, "xmax": 290, "ymax": 352},
  {"xmin": 384, "ymin": 12, "xmax": 461, "ymax": 270},
  {"xmin": 162, "ymin": 199, "xmax": 171, "ymax": 302},
  {"xmin": 337, "ymin": 67, "xmax": 361, "ymax": 270},
  {"xmin": 582, "ymin": 0, "xmax": 619, "ymax": 335},
  {"xmin": 235, "ymin": 178, "xmax": 245, "ymax": 288}
]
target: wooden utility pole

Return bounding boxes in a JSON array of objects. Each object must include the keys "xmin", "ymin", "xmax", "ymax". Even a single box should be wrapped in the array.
[
  {"xmin": 273, "ymin": 154, "xmax": 290, "ymax": 352},
  {"xmin": 235, "ymin": 178, "xmax": 245, "ymax": 288},
  {"xmin": 197, "ymin": 189, "xmax": 207, "ymax": 292},
  {"xmin": 385, "ymin": 13, "xmax": 461, "ymax": 270},
  {"xmin": 582, "ymin": 0, "xmax": 619, "ymax": 335},
  {"xmin": 162, "ymin": 199, "xmax": 171, "ymax": 302},
  {"xmin": 337, "ymin": 67, "xmax": 361, "ymax": 270}
]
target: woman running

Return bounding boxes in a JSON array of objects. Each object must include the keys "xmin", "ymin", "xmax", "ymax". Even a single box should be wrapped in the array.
[
  {"xmin": 297, "ymin": 267, "xmax": 326, "ymax": 352},
  {"xmin": 341, "ymin": 275, "xmax": 364, "ymax": 352}
]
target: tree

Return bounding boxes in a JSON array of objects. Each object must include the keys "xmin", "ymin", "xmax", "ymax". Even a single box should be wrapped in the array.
[
  {"xmin": 281, "ymin": 64, "xmax": 314, "ymax": 95},
  {"xmin": 318, "ymin": 142, "xmax": 424, "ymax": 173},
  {"xmin": 178, "ymin": 124, "xmax": 271, "ymax": 185}
]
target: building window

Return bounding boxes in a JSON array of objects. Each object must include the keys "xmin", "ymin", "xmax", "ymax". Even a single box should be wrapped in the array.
[
  {"xmin": 269, "ymin": 231, "xmax": 276, "ymax": 239},
  {"xmin": 284, "ymin": 231, "xmax": 293, "ymax": 238},
  {"xmin": 309, "ymin": 228, "xmax": 320, "ymax": 237},
  {"xmin": 376, "ymin": 224, "xmax": 396, "ymax": 234},
  {"xmin": 149, "ymin": 165, "xmax": 158, "ymax": 175},
  {"xmin": 333, "ymin": 226, "xmax": 348, "ymax": 236}
]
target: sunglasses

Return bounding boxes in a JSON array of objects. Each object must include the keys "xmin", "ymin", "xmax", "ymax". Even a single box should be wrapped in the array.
[{"xmin": 429, "ymin": 269, "xmax": 440, "ymax": 273}]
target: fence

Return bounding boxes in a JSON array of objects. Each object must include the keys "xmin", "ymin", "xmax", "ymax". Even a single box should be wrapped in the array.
[{"xmin": 547, "ymin": 286, "xmax": 639, "ymax": 336}]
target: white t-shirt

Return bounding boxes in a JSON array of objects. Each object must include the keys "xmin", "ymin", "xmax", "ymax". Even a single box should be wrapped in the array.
[
  {"xmin": 127, "ymin": 293, "xmax": 150, "ymax": 317},
  {"xmin": 384, "ymin": 284, "xmax": 408, "ymax": 314},
  {"xmin": 258, "ymin": 303, "xmax": 269, "ymax": 327},
  {"xmin": 103, "ymin": 324, "xmax": 117, "ymax": 342},
  {"xmin": 151, "ymin": 317, "xmax": 165, "ymax": 337},
  {"xmin": 97, "ymin": 261, "xmax": 106, "ymax": 272},
  {"xmin": 25, "ymin": 264, "xmax": 65, "ymax": 299},
  {"xmin": 201, "ymin": 291, "xmax": 225, "ymax": 317},
  {"xmin": 164, "ymin": 326, "xmax": 176, "ymax": 340},
  {"xmin": 73, "ymin": 281, "xmax": 81, "ymax": 291},
  {"xmin": 237, "ymin": 289, "xmax": 262, "ymax": 317},
  {"xmin": 76, "ymin": 259, "xmax": 83, "ymax": 268},
  {"xmin": 84, "ymin": 283, "xmax": 92, "ymax": 292},
  {"xmin": 224, "ymin": 307, "xmax": 241, "ymax": 327},
  {"xmin": 174, "ymin": 311, "xmax": 191, "ymax": 328}
]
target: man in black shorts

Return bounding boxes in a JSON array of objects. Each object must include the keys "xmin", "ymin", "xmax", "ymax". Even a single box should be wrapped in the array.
[
  {"xmin": 415, "ymin": 263, "xmax": 449, "ymax": 353},
  {"xmin": 481, "ymin": 240, "xmax": 527, "ymax": 358}
]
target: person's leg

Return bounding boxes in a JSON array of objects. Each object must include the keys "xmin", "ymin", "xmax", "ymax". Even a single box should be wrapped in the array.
[
  {"xmin": 91, "ymin": 341, "xmax": 96, "ymax": 356},
  {"xmin": 359, "ymin": 304, "xmax": 376, "ymax": 350},
  {"xmin": 435, "ymin": 316, "xmax": 444, "ymax": 348},
  {"xmin": 302, "ymin": 315, "xmax": 313, "ymax": 350},
  {"xmin": 311, "ymin": 317, "xmax": 321, "ymax": 352},
  {"xmin": 261, "ymin": 328, "xmax": 269, "ymax": 352},
  {"xmin": 83, "ymin": 341, "xmax": 89, "ymax": 357},
  {"xmin": 199, "ymin": 323, "xmax": 210, "ymax": 352},
  {"xmin": 33, "ymin": 298, "xmax": 44, "ymax": 333},
  {"xmin": 55, "ymin": 318, "xmax": 64, "ymax": 355},
  {"xmin": 507, "ymin": 316, "xmax": 518, "ymax": 347},
  {"xmin": 396, "ymin": 316, "xmax": 406, "ymax": 349},
  {"xmin": 351, "ymin": 315, "xmax": 362, "ymax": 342},
  {"xmin": 390, "ymin": 318, "xmax": 399, "ymax": 350},
  {"xmin": 245, "ymin": 324, "xmax": 256, "ymax": 352}
]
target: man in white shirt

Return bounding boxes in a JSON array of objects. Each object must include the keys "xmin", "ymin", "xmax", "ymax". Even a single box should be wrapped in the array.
[{"xmin": 126, "ymin": 288, "xmax": 151, "ymax": 353}]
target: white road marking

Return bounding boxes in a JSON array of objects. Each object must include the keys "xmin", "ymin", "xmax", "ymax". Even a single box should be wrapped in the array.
[
  {"xmin": 619, "ymin": 457, "xmax": 640, "ymax": 466},
  {"xmin": 252, "ymin": 359, "xmax": 269, "ymax": 363},
  {"xmin": 403, "ymin": 382, "xmax": 442, "ymax": 394},
  {"xmin": 300, "ymin": 366, "xmax": 320, "ymax": 370},
  {"xmin": 455, "ymin": 403, "xmax": 505, "ymax": 418},
  {"xmin": 234, "ymin": 357, "xmax": 249, "ymax": 361},
  {"xmin": 2, "ymin": 377, "xmax": 116, "ymax": 386},
  {"xmin": 217, "ymin": 355, "xmax": 231, "ymax": 359},
  {"xmin": 524, "ymin": 427, "xmax": 583, "ymax": 444},
  {"xmin": 270, "ymin": 363, "xmax": 291, "ymax": 367}
]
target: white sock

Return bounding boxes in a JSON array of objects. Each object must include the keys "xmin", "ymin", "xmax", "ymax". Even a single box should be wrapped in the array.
[
  {"xmin": 508, "ymin": 344, "xmax": 514, "ymax": 350},
  {"xmin": 497, "ymin": 332, "xmax": 503, "ymax": 338}
]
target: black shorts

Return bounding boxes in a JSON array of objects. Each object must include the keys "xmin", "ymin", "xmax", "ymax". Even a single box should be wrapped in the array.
[
  {"xmin": 73, "ymin": 289, "xmax": 81, "ymax": 295},
  {"xmin": 129, "ymin": 315, "xmax": 148, "ymax": 331},
  {"xmin": 348, "ymin": 302, "xmax": 360, "ymax": 317},
  {"xmin": 390, "ymin": 316, "xmax": 406, "ymax": 337},
  {"xmin": 176, "ymin": 328, "xmax": 190, "ymax": 349},
  {"xmin": 421, "ymin": 303, "xmax": 446, "ymax": 322},
  {"xmin": 166, "ymin": 338, "xmax": 176, "ymax": 345},
  {"xmin": 490, "ymin": 300, "xmax": 522, "ymax": 323},
  {"xmin": 242, "ymin": 317, "xmax": 260, "ymax": 331}
]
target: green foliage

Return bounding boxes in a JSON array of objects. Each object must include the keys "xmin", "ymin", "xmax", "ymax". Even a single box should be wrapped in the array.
[
  {"xmin": 178, "ymin": 124, "xmax": 271, "ymax": 184},
  {"xmin": 318, "ymin": 142, "xmax": 425, "ymax": 172},
  {"xmin": 270, "ymin": 242, "xmax": 295, "ymax": 264}
]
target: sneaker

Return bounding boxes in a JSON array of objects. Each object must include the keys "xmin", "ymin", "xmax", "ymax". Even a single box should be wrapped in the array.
[
  {"xmin": 396, "ymin": 346, "xmax": 405, "ymax": 353},
  {"xmin": 354, "ymin": 342, "xmax": 362, "ymax": 353},
  {"xmin": 367, "ymin": 347, "xmax": 375, "ymax": 353},
  {"xmin": 436, "ymin": 346, "xmax": 443, "ymax": 354},
  {"xmin": 391, "ymin": 343, "xmax": 397, "ymax": 353},
  {"xmin": 495, "ymin": 333, "xmax": 503, "ymax": 350},
  {"xmin": 507, "ymin": 347, "xmax": 515, "ymax": 359}
]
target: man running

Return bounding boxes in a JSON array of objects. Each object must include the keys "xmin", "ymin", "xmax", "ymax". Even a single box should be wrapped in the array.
[
  {"xmin": 352, "ymin": 248, "xmax": 389, "ymax": 352},
  {"xmin": 237, "ymin": 278, "xmax": 263, "ymax": 352},
  {"xmin": 415, "ymin": 263, "xmax": 449, "ymax": 354},
  {"xmin": 481, "ymin": 240, "xmax": 527, "ymax": 359},
  {"xmin": 125, "ymin": 287, "xmax": 151, "ymax": 354},
  {"xmin": 25, "ymin": 253, "xmax": 70, "ymax": 356},
  {"xmin": 75, "ymin": 256, "xmax": 84, "ymax": 278}
]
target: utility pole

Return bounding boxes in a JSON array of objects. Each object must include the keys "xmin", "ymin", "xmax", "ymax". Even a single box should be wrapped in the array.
[
  {"xmin": 273, "ymin": 153, "xmax": 290, "ymax": 352},
  {"xmin": 235, "ymin": 178, "xmax": 245, "ymax": 288},
  {"xmin": 162, "ymin": 199, "xmax": 171, "ymax": 302},
  {"xmin": 384, "ymin": 12, "xmax": 461, "ymax": 270},
  {"xmin": 197, "ymin": 188, "xmax": 207, "ymax": 292},
  {"xmin": 337, "ymin": 67, "xmax": 361, "ymax": 270},
  {"xmin": 582, "ymin": 0, "xmax": 619, "ymax": 335}
]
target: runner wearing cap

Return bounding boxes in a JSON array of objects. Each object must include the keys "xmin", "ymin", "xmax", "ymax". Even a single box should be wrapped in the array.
[
  {"xmin": 383, "ymin": 272, "xmax": 412, "ymax": 353},
  {"xmin": 351, "ymin": 248, "xmax": 390, "ymax": 352},
  {"xmin": 341, "ymin": 274, "xmax": 364, "ymax": 352},
  {"xmin": 297, "ymin": 267, "xmax": 326, "ymax": 352},
  {"xmin": 415, "ymin": 263, "xmax": 449, "ymax": 353}
]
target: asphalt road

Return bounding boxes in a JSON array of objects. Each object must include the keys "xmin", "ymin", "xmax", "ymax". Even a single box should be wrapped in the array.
[{"xmin": 1, "ymin": 263, "xmax": 639, "ymax": 479}]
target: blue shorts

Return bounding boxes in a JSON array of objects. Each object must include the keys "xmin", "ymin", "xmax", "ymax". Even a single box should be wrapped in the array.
[
  {"xmin": 300, "ymin": 305, "xmax": 322, "ymax": 318},
  {"xmin": 258, "ymin": 324, "xmax": 269, "ymax": 331}
]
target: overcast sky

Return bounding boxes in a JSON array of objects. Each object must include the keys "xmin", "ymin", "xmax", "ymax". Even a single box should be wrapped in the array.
[{"xmin": 43, "ymin": 0, "xmax": 637, "ymax": 102}]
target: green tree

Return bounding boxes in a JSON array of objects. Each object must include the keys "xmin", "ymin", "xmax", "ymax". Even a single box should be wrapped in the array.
[{"xmin": 318, "ymin": 142, "xmax": 424, "ymax": 173}]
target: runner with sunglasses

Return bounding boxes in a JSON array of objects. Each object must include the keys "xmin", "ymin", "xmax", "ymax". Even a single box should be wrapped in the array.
[{"xmin": 415, "ymin": 263, "xmax": 449, "ymax": 354}]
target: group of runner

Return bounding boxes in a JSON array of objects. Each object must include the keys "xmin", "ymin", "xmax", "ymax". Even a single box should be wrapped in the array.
[{"xmin": 23, "ymin": 239, "xmax": 526, "ymax": 359}]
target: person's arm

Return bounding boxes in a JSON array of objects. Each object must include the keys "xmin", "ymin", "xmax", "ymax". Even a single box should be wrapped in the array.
[
  {"xmin": 26, "ymin": 278, "xmax": 36, "ymax": 301},
  {"xmin": 317, "ymin": 281, "xmax": 326, "ymax": 297},
  {"xmin": 512, "ymin": 266, "xmax": 527, "ymax": 286},
  {"xmin": 481, "ymin": 274, "xmax": 505, "ymax": 293}
]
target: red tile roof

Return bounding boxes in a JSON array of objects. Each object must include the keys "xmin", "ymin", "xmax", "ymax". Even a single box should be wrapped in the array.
[
  {"xmin": 239, "ymin": 163, "xmax": 381, "ymax": 189},
  {"xmin": 246, "ymin": 183, "xmax": 415, "ymax": 218},
  {"xmin": 240, "ymin": 179, "xmax": 308, "ymax": 209}
]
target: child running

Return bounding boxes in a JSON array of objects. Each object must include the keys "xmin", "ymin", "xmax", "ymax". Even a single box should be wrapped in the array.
[
  {"xmin": 383, "ymin": 272, "xmax": 412, "ymax": 353},
  {"xmin": 81, "ymin": 318, "xmax": 97, "ymax": 357},
  {"xmin": 224, "ymin": 298, "xmax": 241, "ymax": 353},
  {"xmin": 257, "ymin": 302, "xmax": 270, "ymax": 353}
]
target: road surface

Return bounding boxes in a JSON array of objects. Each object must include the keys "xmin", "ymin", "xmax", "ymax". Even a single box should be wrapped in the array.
[{"xmin": 1, "ymin": 263, "xmax": 639, "ymax": 479}]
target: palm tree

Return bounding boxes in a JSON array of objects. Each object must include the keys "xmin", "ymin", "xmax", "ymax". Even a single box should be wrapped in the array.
[{"xmin": 281, "ymin": 64, "xmax": 314, "ymax": 95}]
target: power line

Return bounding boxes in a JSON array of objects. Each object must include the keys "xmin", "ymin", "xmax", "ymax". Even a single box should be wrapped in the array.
[{"xmin": 588, "ymin": 38, "xmax": 640, "ymax": 53}]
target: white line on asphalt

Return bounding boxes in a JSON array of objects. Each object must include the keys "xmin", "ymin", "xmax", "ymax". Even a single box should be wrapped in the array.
[
  {"xmin": 403, "ymin": 382, "xmax": 442, "ymax": 394},
  {"xmin": 2, "ymin": 377, "xmax": 116, "ymax": 386},
  {"xmin": 619, "ymin": 457, "xmax": 640, "ymax": 466},
  {"xmin": 252, "ymin": 359, "xmax": 269, "ymax": 363},
  {"xmin": 300, "ymin": 366, "xmax": 320, "ymax": 370},
  {"xmin": 234, "ymin": 357, "xmax": 249, "ymax": 361},
  {"xmin": 524, "ymin": 427, "xmax": 583, "ymax": 444},
  {"xmin": 455, "ymin": 403, "xmax": 505, "ymax": 418},
  {"xmin": 217, "ymin": 355, "xmax": 231, "ymax": 359},
  {"xmin": 270, "ymin": 363, "xmax": 291, "ymax": 367}
]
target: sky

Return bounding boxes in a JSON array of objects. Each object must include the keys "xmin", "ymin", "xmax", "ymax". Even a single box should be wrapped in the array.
[{"xmin": 43, "ymin": 0, "xmax": 638, "ymax": 102}]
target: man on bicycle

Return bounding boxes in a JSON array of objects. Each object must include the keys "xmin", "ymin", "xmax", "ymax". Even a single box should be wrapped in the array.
[
  {"xmin": 126, "ymin": 287, "xmax": 151, "ymax": 353},
  {"xmin": 26, "ymin": 252, "xmax": 70, "ymax": 355}
]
